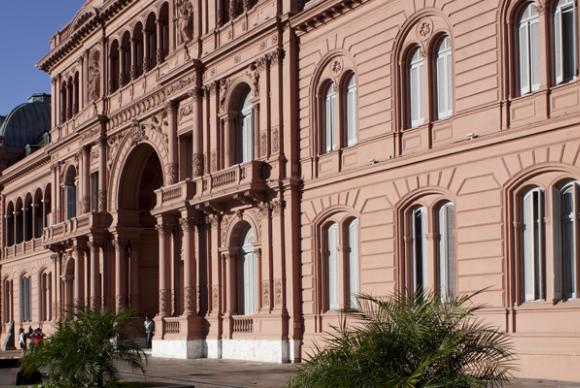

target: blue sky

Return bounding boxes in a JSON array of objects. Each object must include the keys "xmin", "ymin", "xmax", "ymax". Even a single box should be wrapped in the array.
[{"xmin": 0, "ymin": 1, "xmax": 84, "ymax": 115}]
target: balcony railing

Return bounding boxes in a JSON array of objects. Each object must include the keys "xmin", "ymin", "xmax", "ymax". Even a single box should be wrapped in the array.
[
  {"xmin": 3, "ymin": 238, "xmax": 44, "ymax": 259},
  {"xmin": 43, "ymin": 212, "xmax": 108, "ymax": 246},
  {"xmin": 162, "ymin": 317, "xmax": 181, "ymax": 336},
  {"xmin": 192, "ymin": 161, "xmax": 267, "ymax": 205},
  {"xmin": 231, "ymin": 316, "xmax": 254, "ymax": 333}
]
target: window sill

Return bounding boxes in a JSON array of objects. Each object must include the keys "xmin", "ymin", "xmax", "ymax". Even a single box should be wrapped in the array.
[{"xmin": 515, "ymin": 298, "xmax": 580, "ymax": 311}]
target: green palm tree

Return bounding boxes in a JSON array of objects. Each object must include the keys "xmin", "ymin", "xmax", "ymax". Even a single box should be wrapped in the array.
[
  {"xmin": 289, "ymin": 291, "xmax": 514, "ymax": 388},
  {"xmin": 22, "ymin": 308, "xmax": 146, "ymax": 387}
]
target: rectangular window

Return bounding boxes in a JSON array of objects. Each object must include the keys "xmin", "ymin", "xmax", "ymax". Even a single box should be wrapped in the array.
[
  {"xmin": 324, "ymin": 87, "xmax": 337, "ymax": 153},
  {"xmin": 66, "ymin": 185, "xmax": 77, "ymax": 220},
  {"xmin": 20, "ymin": 277, "xmax": 31, "ymax": 322},
  {"xmin": 560, "ymin": 184, "xmax": 578, "ymax": 299},
  {"xmin": 436, "ymin": 38, "xmax": 453, "ymax": 119},
  {"xmin": 519, "ymin": 21, "xmax": 531, "ymax": 94},
  {"xmin": 91, "ymin": 172, "xmax": 99, "ymax": 213},
  {"xmin": 522, "ymin": 189, "xmax": 544, "ymax": 302}
]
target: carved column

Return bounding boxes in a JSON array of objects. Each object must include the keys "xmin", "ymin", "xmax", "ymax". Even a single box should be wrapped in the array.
[
  {"xmin": 225, "ymin": 252, "xmax": 235, "ymax": 314},
  {"xmin": 73, "ymin": 244, "xmax": 85, "ymax": 309},
  {"xmin": 22, "ymin": 208, "xmax": 28, "ymax": 242},
  {"xmin": 166, "ymin": 101, "xmax": 179, "ymax": 184},
  {"xmin": 180, "ymin": 216, "xmax": 196, "ymax": 317},
  {"xmin": 89, "ymin": 240, "xmax": 101, "ymax": 309},
  {"xmin": 82, "ymin": 145, "xmax": 91, "ymax": 214},
  {"xmin": 113, "ymin": 238, "xmax": 127, "ymax": 311},
  {"xmin": 191, "ymin": 87, "xmax": 204, "ymax": 177},
  {"xmin": 31, "ymin": 204, "xmax": 37, "ymax": 240},
  {"xmin": 98, "ymin": 122, "xmax": 107, "ymax": 213},
  {"xmin": 156, "ymin": 222, "xmax": 171, "ymax": 317}
]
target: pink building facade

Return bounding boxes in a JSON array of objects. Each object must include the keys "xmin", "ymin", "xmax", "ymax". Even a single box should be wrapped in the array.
[{"xmin": 0, "ymin": 0, "xmax": 579, "ymax": 381}]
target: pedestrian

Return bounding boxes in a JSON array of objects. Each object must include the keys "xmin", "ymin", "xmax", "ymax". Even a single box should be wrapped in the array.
[
  {"xmin": 18, "ymin": 328, "xmax": 26, "ymax": 350},
  {"xmin": 144, "ymin": 315, "xmax": 154, "ymax": 349}
]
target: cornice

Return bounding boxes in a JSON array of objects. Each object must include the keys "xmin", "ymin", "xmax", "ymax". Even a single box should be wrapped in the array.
[
  {"xmin": 37, "ymin": 0, "xmax": 137, "ymax": 73},
  {"xmin": 292, "ymin": 0, "xmax": 372, "ymax": 34},
  {"xmin": 0, "ymin": 152, "xmax": 52, "ymax": 188}
]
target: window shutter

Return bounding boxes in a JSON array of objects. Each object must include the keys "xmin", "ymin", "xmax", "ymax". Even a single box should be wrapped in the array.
[
  {"xmin": 328, "ymin": 223, "xmax": 339, "ymax": 310},
  {"xmin": 519, "ymin": 22, "xmax": 530, "ymax": 95},
  {"xmin": 523, "ymin": 191, "xmax": 535, "ymax": 301},
  {"xmin": 348, "ymin": 219, "xmax": 360, "ymax": 309},
  {"xmin": 346, "ymin": 78, "xmax": 358, "ymax": 147},
  {"xmin": 420, "ymin": 209, "xmax": 429, "ymax": 289},
  {"xmin": 555, "ymin": 7, "xmax": 563, "ymax": 84},
  {"xmin": 530, "ymin": 18, "xmax": 540, "ymax": 91}
]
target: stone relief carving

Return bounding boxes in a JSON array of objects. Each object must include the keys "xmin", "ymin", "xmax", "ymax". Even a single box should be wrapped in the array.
[
  {"xmin": 272, "ymin": 127, "xmax": 279, "ymax": 153},
  {"xmin": 87, "ymin": 51, "xmax": 100, "ymax": 102},
  {"xmin": 262, "ymin": 281, "xmax": 270, "ymax": 308},
  {"xmin": 416, "ymin": 18, "xmax": 433, "ymax": 41},
  {"xmin": 177, "ymin": 0, "xmax": 194, "ymax": 43},
  {"xmin": 274, "ymin": 279, "xmax": 283, "ymax": 306}
]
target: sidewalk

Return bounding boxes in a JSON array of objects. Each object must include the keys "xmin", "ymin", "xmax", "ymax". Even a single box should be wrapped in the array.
[{"xmin": 117, "ymin": 356, "xmax": 580, "ymax": 388}]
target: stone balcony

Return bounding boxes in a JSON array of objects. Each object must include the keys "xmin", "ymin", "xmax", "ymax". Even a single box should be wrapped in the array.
[
  {"xmin": 155, "ymin": 161, "xmax": 269, "ymax": 214},
  {"xmin": 43, "ymin": 212, "xmax": 109, "ymax": 247}
]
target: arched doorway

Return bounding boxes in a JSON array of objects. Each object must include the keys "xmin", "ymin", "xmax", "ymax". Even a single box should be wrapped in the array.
[{"xmin": 117, "ymin": 143, "xmax": 163, "ymax": 319}]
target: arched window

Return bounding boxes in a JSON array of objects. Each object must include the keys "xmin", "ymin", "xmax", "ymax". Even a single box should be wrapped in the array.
[
  {"xmin": 159, "ymin": 3, "xmax": 170, "ymax": 62},
  {"xmin": 34, "ymin": 189, "xmax": 44, "ymax": 239},
  {"xmin": 74, "ymin": 72, "xmax": 80, "ymax": 114},
  {"xmin": 239, "ymin": 228, "xmax": 257, "ymax": 315},
  {"xmin": 65, "ymin": 167, "xmax": 77, "ymax": 220},
  {"xmin": 109, "ymin": 40, "xmax": 120, "ymax": 93},
  {"xmin": 3, "ymin": 279, "xmax": 13, "ymax": 323},
  {"xmin": 409, "ymin": 206, "xmax": 428, "ymax": 294},
  {"xmin": 40, "ymin": 272, "xmax": 52, "ymax": 322},
  {"xmin": 408, "ymin": 48, "xmax": 425, "ymax": 128},
  {"xmin": 24, "ymin": 194, "xmax": 32, "ymax": 242},
  {"xmin": 323, "ymin": 83, "xmax": 337, "ymax": 153},
  {"xmin": 67, "ymin": 77, "xmax": 74, "ymax": 120},
  {"xmin": 44, "ymin": 184, "xmax": 52, "ymax": 228},
  {"xmin": 133, "ymin": 23, "xmax": 145, "ymax": 78},
  {"xmin": 518, "ymin": 3, "xmax": 540, "ymax": 95},
  {"xmin": 521, "ymin": 187, "xmax": 545, "ymax": 302},
  {"xmin": 437, "ymin": 202, "xmax": 455, "ymax": 302},
  {"xmin": 15, "ymin": 199, "xmax": 23, "ymax": 244},
  {"xmin": 559, "ymin": 182, "xmax": 578, "ymax": 299},
  {"xmin": 554, "ymin": 0, "xmax": 577, "ymax": 84},
  {"xmin": 6, "ymin": 202, "xmax": 14, "ymax": 247},
  {"xmin": 325, "ymin": 222, "xmax": 340, "ymax": 310},
  {"xmin": 435, "ymin": 36, "xmax": 453, "ymax": 119},
  {"xmin": 146, "ymin": 13, "xmax": 157, "ymax": 71},
  {"xmin": 238, "ymin": 91, "xmax": 254, "ymax": 163},
  {"xmin": 346, "ymin": 218, "xmax": 360, "ymax": 309},
  {"xmin": 121, "ymin": 31, "xmax": 132, "ymax": 86},
  {"xmin": 20, "ymin": 275, "xmax": 31, "ymax": 322},
  {"xmin": 344, "ymin": 75, "xmax": 358, "ymax": 147},
  {"xmin": 60, "ymin": 81, "xmax": 67, "ymax": 123}
]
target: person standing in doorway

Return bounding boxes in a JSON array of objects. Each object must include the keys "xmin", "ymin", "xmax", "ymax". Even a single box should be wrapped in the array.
[{"xmin": 144, "ymin": 316, "xmax": 154, "ymax": 349}]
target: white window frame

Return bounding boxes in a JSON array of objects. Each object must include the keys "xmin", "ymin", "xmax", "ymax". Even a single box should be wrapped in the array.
[
  {"xmin": 554, "ymin": 0, "xmax": 578, "ymax": 84},
  {"xmin": 435, "ymin": 37, "xmax": 453, "ymax": 119},
  {"xmin": 438, "ymin": 202, "xmax": 455, "ymax": 302},
  {"xmin": 323, "ymin": 84, "xmax": 337, "ymax": 153},
  {"xmin": 347, "ymin": 218, "xmax": 360, "ymax": 309},
  {"xmin": 326, "ymin": 223, "xmax": 340, "ymax": 310},
  {"xmin": 345, "ymin": 75, "xmax": 358, "ymax": 147},
  {"xmin": 408, "ymin": 48, "xmax": 425, "ymax": 128},
  {"xmin": 522, "ymin": 188, "xmax": 545, "ymax": 302},
  {"xmin": 239, "ymin": 92, "xmax": 254, "ymax": 163},
  {"xmin": 410, "ymin": 207, "xmax": 429, "ymax": 294},
  {"xmin": 518, "ymin": 4, "xmax": 541, "ymax": 95}
]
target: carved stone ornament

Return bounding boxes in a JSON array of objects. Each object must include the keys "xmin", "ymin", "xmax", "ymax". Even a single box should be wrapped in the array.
[
  {"xmin": 129, "ymin": 121, "xmax": 147, "ymax": 145},
  {"xmin": 211, "ymin": 151, "xmax": 218, "ymax": 171},
  {"xmin": 212, "ymin": 286, "xmax": 219, "ymax": 310},
  {"xmin": 262, "ymin": 281, "xmax": 270, "ymax": 308},
  {"xmin": 272, "ymin": 127, "xmax": 280, "ymax": 153},
  {"xmin": 330, "ymin": 57, "xmax": 344, "ymax": 76},
  {"xmin": 179, "ymin": 104, "xmax": 193, "ymax": 120},
  {"xmin": 177, "ymin": 0, "xmax": 194, "ymax": 43},
  {"xmin": 416, "ymin": 18, "xmax": 434, "ymax": 41},
  {"xmin": 219, "ymin": 78, "xmax": 230, "ymax": 112},
  {"xmin": 87, "ymin": 50, "xmax": 101, "ymax": 102},
  {"xmin": 192, "ymin": 153, "xmax": 203, "ymax": 177},
  {"xmin": 274, "ymin": 279, "xmax": 283, "ymax": 306}
]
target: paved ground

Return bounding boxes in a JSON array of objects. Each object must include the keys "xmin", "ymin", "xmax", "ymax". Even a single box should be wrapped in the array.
[{"xmin": 0, "ymin": 353, "xmax": 578, "ymax": 387}]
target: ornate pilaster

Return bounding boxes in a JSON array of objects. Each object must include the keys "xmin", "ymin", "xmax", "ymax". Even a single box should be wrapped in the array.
[{"xmin": 156, "ymin": 222, "xmax": 172, "ymax": 317}]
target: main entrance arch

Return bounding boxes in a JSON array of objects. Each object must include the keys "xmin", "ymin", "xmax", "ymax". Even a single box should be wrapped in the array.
[{"xmin": 116, "ymin": 143, "xmax": 163, "ymax": 319}]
